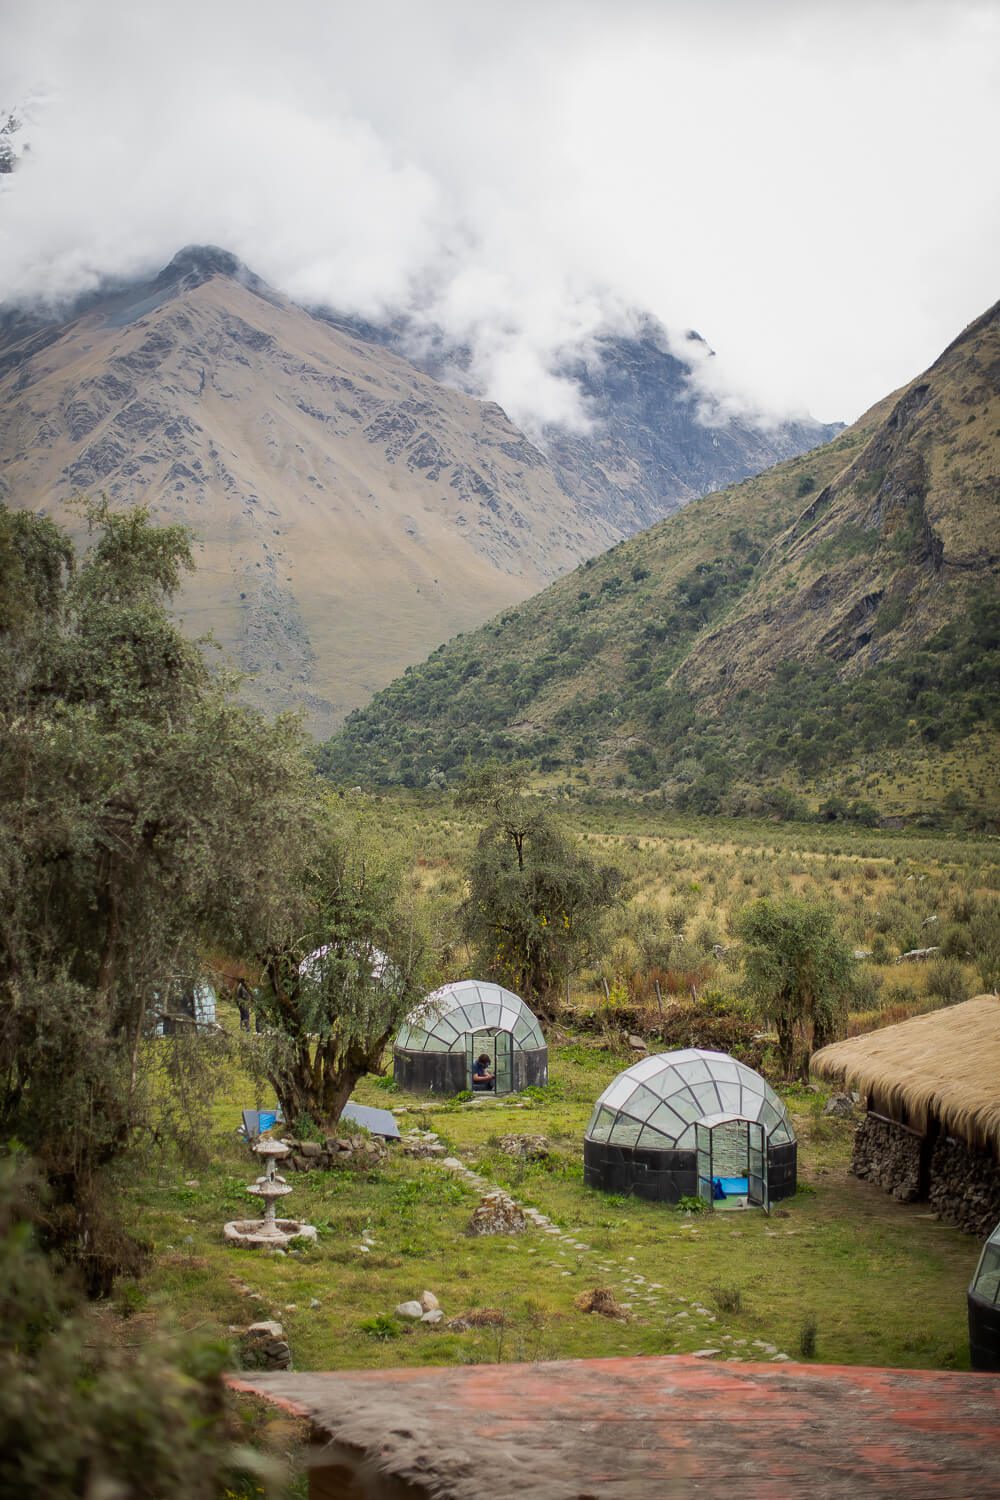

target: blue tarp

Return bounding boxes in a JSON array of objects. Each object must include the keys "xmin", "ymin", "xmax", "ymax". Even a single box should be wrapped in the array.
[
  {"xmin": 241, "ymin": 1101, "xmax": 401, "ymax": 1141},
  {"xmin": 240, "ymin": 1108, "xmax": 280, "ymax": 1139}
]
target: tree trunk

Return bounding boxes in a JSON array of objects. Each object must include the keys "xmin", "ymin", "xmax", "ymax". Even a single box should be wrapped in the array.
[
  {"xmin": 270, "ymin": 1033, "xmax": 389, "ymax": 1130},
  {"xmin": 776, "ymin": 1015, "xmax": 796, "ymax": 1078}
]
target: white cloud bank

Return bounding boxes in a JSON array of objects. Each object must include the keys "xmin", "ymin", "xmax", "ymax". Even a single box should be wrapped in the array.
[{"xmin": 1, "ymin": 0, "xmax": 998, "ymax": 427}]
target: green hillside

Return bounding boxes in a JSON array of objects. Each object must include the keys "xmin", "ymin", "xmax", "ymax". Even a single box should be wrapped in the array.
[{"xmin": 320, "ymin": 304, "xmax": 1000, "ymax": 825}]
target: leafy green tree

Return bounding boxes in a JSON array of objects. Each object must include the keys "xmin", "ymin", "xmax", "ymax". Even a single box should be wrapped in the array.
[
  {"xmin": 458, "ymin": 764, "xmax": 622, "ymax": 1014},
  {"xmin": 233, "ymin": 806, "xmax": 426, "ymax": 1127},
  {"xmin": 0, "ymin": 1158, "xmax": 283, "ymax": 1500},
  {"xmin": 733, "ymin": 896, "xmax": 855, "ymax": 1075},
  {"xmin": 0, "ymin": 500, "xmax": 315, "ymax": 1289}
]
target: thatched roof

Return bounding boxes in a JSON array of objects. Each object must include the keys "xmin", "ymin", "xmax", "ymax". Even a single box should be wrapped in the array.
[{"xmin": 811, "ymin": 994, "xmax": 1000, "ymax": 1152}]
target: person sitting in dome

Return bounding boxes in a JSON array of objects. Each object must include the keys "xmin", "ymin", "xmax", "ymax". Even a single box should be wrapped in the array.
[{"xmin": 472, "ymin": 1054, "xmax": 495, "ymax": 1091}]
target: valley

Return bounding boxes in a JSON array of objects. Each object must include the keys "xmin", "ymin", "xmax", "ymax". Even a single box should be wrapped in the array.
[{"xmin": 323, "ymin": 303, "xmax": 1000, "ymax": 825}]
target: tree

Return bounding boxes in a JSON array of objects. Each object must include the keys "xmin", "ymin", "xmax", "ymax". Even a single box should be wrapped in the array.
[
  {"xmin": 233, "ymin": 807, "xmax": 426, "ymax": 1128},
  {"xmin": 0, "ymin": 500, "xmax": 316, "ymax": 1289},
  {"xmin": 733, "ymin": 896, "xmax": 855, "ymax": 1076},
  {"xmin": 0, "ymin": 1158, "xmax": 283, "ymax": 1500},
  {"xmin": 458, "ymin": 764, "xmax": 622, "ymax": 1014}
]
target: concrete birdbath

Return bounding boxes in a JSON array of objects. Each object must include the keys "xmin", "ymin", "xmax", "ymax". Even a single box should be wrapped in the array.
[{"xmin": 224, "ymin": 1138, "xmax": 317, "ymax": 1248}]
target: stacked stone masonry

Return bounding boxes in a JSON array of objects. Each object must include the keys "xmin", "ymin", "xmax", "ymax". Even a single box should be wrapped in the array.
[
  {"xmin": 852, "ymin": 1112, "xmax": 1000, "ymax": 1234},
  {"xmin": 929, "ymin": 1135, "xmax": 1000, "ymax": 1239},
  {"xmin": 281, "ymin": 1135, "xmax": 387, "ymax": 1172},
  {"xmin": 851, "ymin": 1115, "xmax": 923, "ymax": 1202}
]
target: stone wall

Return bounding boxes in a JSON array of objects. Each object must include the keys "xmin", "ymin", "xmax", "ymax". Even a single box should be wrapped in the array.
[
  {"xmin": 281, "ymin": 1134, "xmax": 387, "ymax": 1172},
  {"xmin": 852, "ymin": 1113, "xmax": 1000, "ymax": 1234},
  {"xmin": 851, "ymin": 1114, "xmax": 923, "ymax": 1201},
  {"xmin": 929, "ymin": 1135, "xmax": 1000, "ymax": 1239}
]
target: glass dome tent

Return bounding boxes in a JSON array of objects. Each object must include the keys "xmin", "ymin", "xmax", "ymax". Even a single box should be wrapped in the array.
[
  {"xmin": 584, "ymin": 1048, "xmax": 797, "ymax": 1208},
  {"xmin": 969, "ymin": 1220, "xmax": 1000, "ymax": 1371},
  {"xmin": 393, "ymin": 980, "xmax": 547, "ymax": 1096}
]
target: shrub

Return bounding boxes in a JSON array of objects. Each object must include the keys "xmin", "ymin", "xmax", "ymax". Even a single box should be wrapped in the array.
[
  {"xmin": 799, "ymin": 1314, "xmax": 818, "ymax": 1358},
  {"xmin": 711, "ymin": 1284, "xmax": 744, "ymax": 1313},
  {"xmin": 359, "ymin": 1314, "xmax": 403, "ymax": 1340},
  {"xmin": 926, "ymin": 958, "xmax": 968, "ymax": 1006},
  {"xmin": 0, "ymin": 1159, "xmax": 283, "ymax": 1499}
]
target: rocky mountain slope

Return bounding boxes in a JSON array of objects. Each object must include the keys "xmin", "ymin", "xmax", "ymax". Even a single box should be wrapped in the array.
[
  {"xmin": 321, "ymin": 302, "xmax": 1000, "ymax": 821},
  {"xmin": 0, "ymin": 246, "xmax": 838, "ymax": 734},
  {"xmin": 0, "ymin": 248, "xmax": 621, "ymax": 732},
  {"xmin": 325, "ymin": 308, "xmax": 841, "ymax": 536}
]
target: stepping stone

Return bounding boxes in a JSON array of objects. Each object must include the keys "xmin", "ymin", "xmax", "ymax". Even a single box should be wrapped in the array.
[{"xmin": 691, "ymin": 1349, "xmax": 721, "ymax": 1358}]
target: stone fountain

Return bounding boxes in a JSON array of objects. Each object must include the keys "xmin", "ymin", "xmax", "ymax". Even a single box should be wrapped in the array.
[{"xmin": 224, "ymin": 1138, "xmax": 317, "ymax": 1248}]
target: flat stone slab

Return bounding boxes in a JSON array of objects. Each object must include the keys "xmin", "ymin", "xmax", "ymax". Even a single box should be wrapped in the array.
[{"xmin": 232, "ymin": 1357, "xmax": 1000, "ymax": 1499}]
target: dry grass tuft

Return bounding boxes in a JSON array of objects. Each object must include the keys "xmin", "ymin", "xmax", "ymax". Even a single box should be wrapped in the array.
[{"xmin": 574, "ymin": 1287, "xmax": 630, "ymax": 1320}]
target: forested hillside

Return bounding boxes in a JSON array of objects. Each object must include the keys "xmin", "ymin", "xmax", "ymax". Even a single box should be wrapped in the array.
[{"xmin": 321, "ymin": 304, "xmax": 1000, "ymax": 825}]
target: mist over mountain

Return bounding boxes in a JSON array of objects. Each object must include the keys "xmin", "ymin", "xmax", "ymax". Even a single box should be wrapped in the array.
[
  {"xmin": 322, "ymin": 300, "xmax": 1000, "ymax": 824},
  {"xmin": 317, "ymin": 302, "xmax": 841, "ymax": 533},
  {"xmin": 0, "ymin": 246, "xmax": 839, "ymax": 732}
]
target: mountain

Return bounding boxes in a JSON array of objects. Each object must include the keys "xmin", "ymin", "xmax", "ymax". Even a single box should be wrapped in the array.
[
  {"xmin": 543, "ymin": 319, "xmax": 841, "ymax": 533},
  {"xmin": 0, "ymin": 247, "xmax": 621, "ymax": 733},
  {"xmin": 0, "ymin": 246, "xmax": 838, "ymax": 734},
  {"xmin": 321, "ymin": 308, "xmax": 842, "ymax": 535},
  {"xmin": 321, "ymin": 302, "xmax": 1000, "ymax": 824}
]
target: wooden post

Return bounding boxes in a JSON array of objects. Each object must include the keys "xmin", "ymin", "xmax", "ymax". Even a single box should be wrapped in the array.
[{"xmin": 602, "ymin": 978, "xmax": 610, "ymax": 1003}]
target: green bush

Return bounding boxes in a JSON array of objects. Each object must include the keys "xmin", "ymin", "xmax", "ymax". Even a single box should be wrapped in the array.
[
  {"xmin": 359, "ymin": 1314, "xmax": 403, "ymax": 1340},
  {"xmin": 926, "ymin": 958, "xmax": 968, "ymax": 1006},
  {"xmin": 0, "ymin": 1159, "xmax": 283, "ymax": 1500}
]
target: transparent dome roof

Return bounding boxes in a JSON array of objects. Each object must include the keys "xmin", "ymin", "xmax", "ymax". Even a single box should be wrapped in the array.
[
  {"xmin": 971, "ymin": 1220, "xmax": 1000, "ymax": 1307},
  {"xmin": 395, "ymin": 980, "xmax": 546, "ymax": 1055},
  {"xmin": 585, "ymin": 1049, "xmax": 795, "ymax": 1151}
]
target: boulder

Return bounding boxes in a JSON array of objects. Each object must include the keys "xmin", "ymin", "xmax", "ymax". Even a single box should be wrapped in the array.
[
  {"xmin": 395, "ymin": 1300, "xmax": 424, "ymax": 1320},
  {"xmin": 420, "ymin": 1291, "xmax": 440, "ymax": 1311},
  {"xmin": 421, "ymin": 1308, "xmax": 445, "ymax": 1325},
  {"xmin": 824, "ymin": 1093, "xmax": 855, "ymax": 1119},
  {"xmin": 246, "ymin": 1320, "xmax": 283, "ymax": 1339}
]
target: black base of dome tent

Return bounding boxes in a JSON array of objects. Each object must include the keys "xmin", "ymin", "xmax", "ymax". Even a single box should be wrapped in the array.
[
  {"xmin": 583, "ymin": 1138, "xmax": 797, "ymax": 1204},
  {"xmin": 969, "ymin": 1291, "xmax": 1000, "ymax": 1372},
  {"xmin": 394, "ymin": 1046, "xmax": 548, "ymax": 1096}
]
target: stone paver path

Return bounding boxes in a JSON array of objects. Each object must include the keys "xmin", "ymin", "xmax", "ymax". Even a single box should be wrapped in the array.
[{"xmin": 429, "ymin": 1145, "xmax": 791, "ymax": 1362}]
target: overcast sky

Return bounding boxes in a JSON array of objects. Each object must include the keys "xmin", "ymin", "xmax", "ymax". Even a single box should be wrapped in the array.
[{"xmin": 1, "ymin": 0, "xmax": 997, "ymax": 428}]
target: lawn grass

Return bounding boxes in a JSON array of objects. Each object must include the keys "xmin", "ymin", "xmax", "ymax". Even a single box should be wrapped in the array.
[{"xmin": 131, "ymin": 1033, "xmax": 978, "ymax": 1380}]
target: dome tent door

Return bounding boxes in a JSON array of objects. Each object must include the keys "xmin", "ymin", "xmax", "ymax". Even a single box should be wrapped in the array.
[
  {"xmin": 466, "ymin": 1030, "xmax": 513, "ymax": 1094},
  {"xmin": 696, "ymin": 1114, "xmax": 769, "ymax": 1212}
]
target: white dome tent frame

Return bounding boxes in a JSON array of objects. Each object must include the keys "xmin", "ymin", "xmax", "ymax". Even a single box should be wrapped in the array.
[
  {"xmin": 393, "ymin": 980, "xmax": 548, "ymax": 1096},
  {"xmin": 584, "ymin": 1049, "xmax": 797, "ymax": 1209}
]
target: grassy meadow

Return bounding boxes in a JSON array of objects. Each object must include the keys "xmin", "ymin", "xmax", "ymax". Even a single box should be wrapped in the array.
[
  {"xmin": 111, "ymin": 798, "xmax": 999, "ymax": 1403},
  {"xmin": 133, "ymin": 1030, "xmax": 977, "ymax": 1386}
]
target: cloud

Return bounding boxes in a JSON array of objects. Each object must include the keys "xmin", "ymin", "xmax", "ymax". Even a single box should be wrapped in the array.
[{"xmin": 1, "ymin": 0, "xmax": 998, "ymax": 428}]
